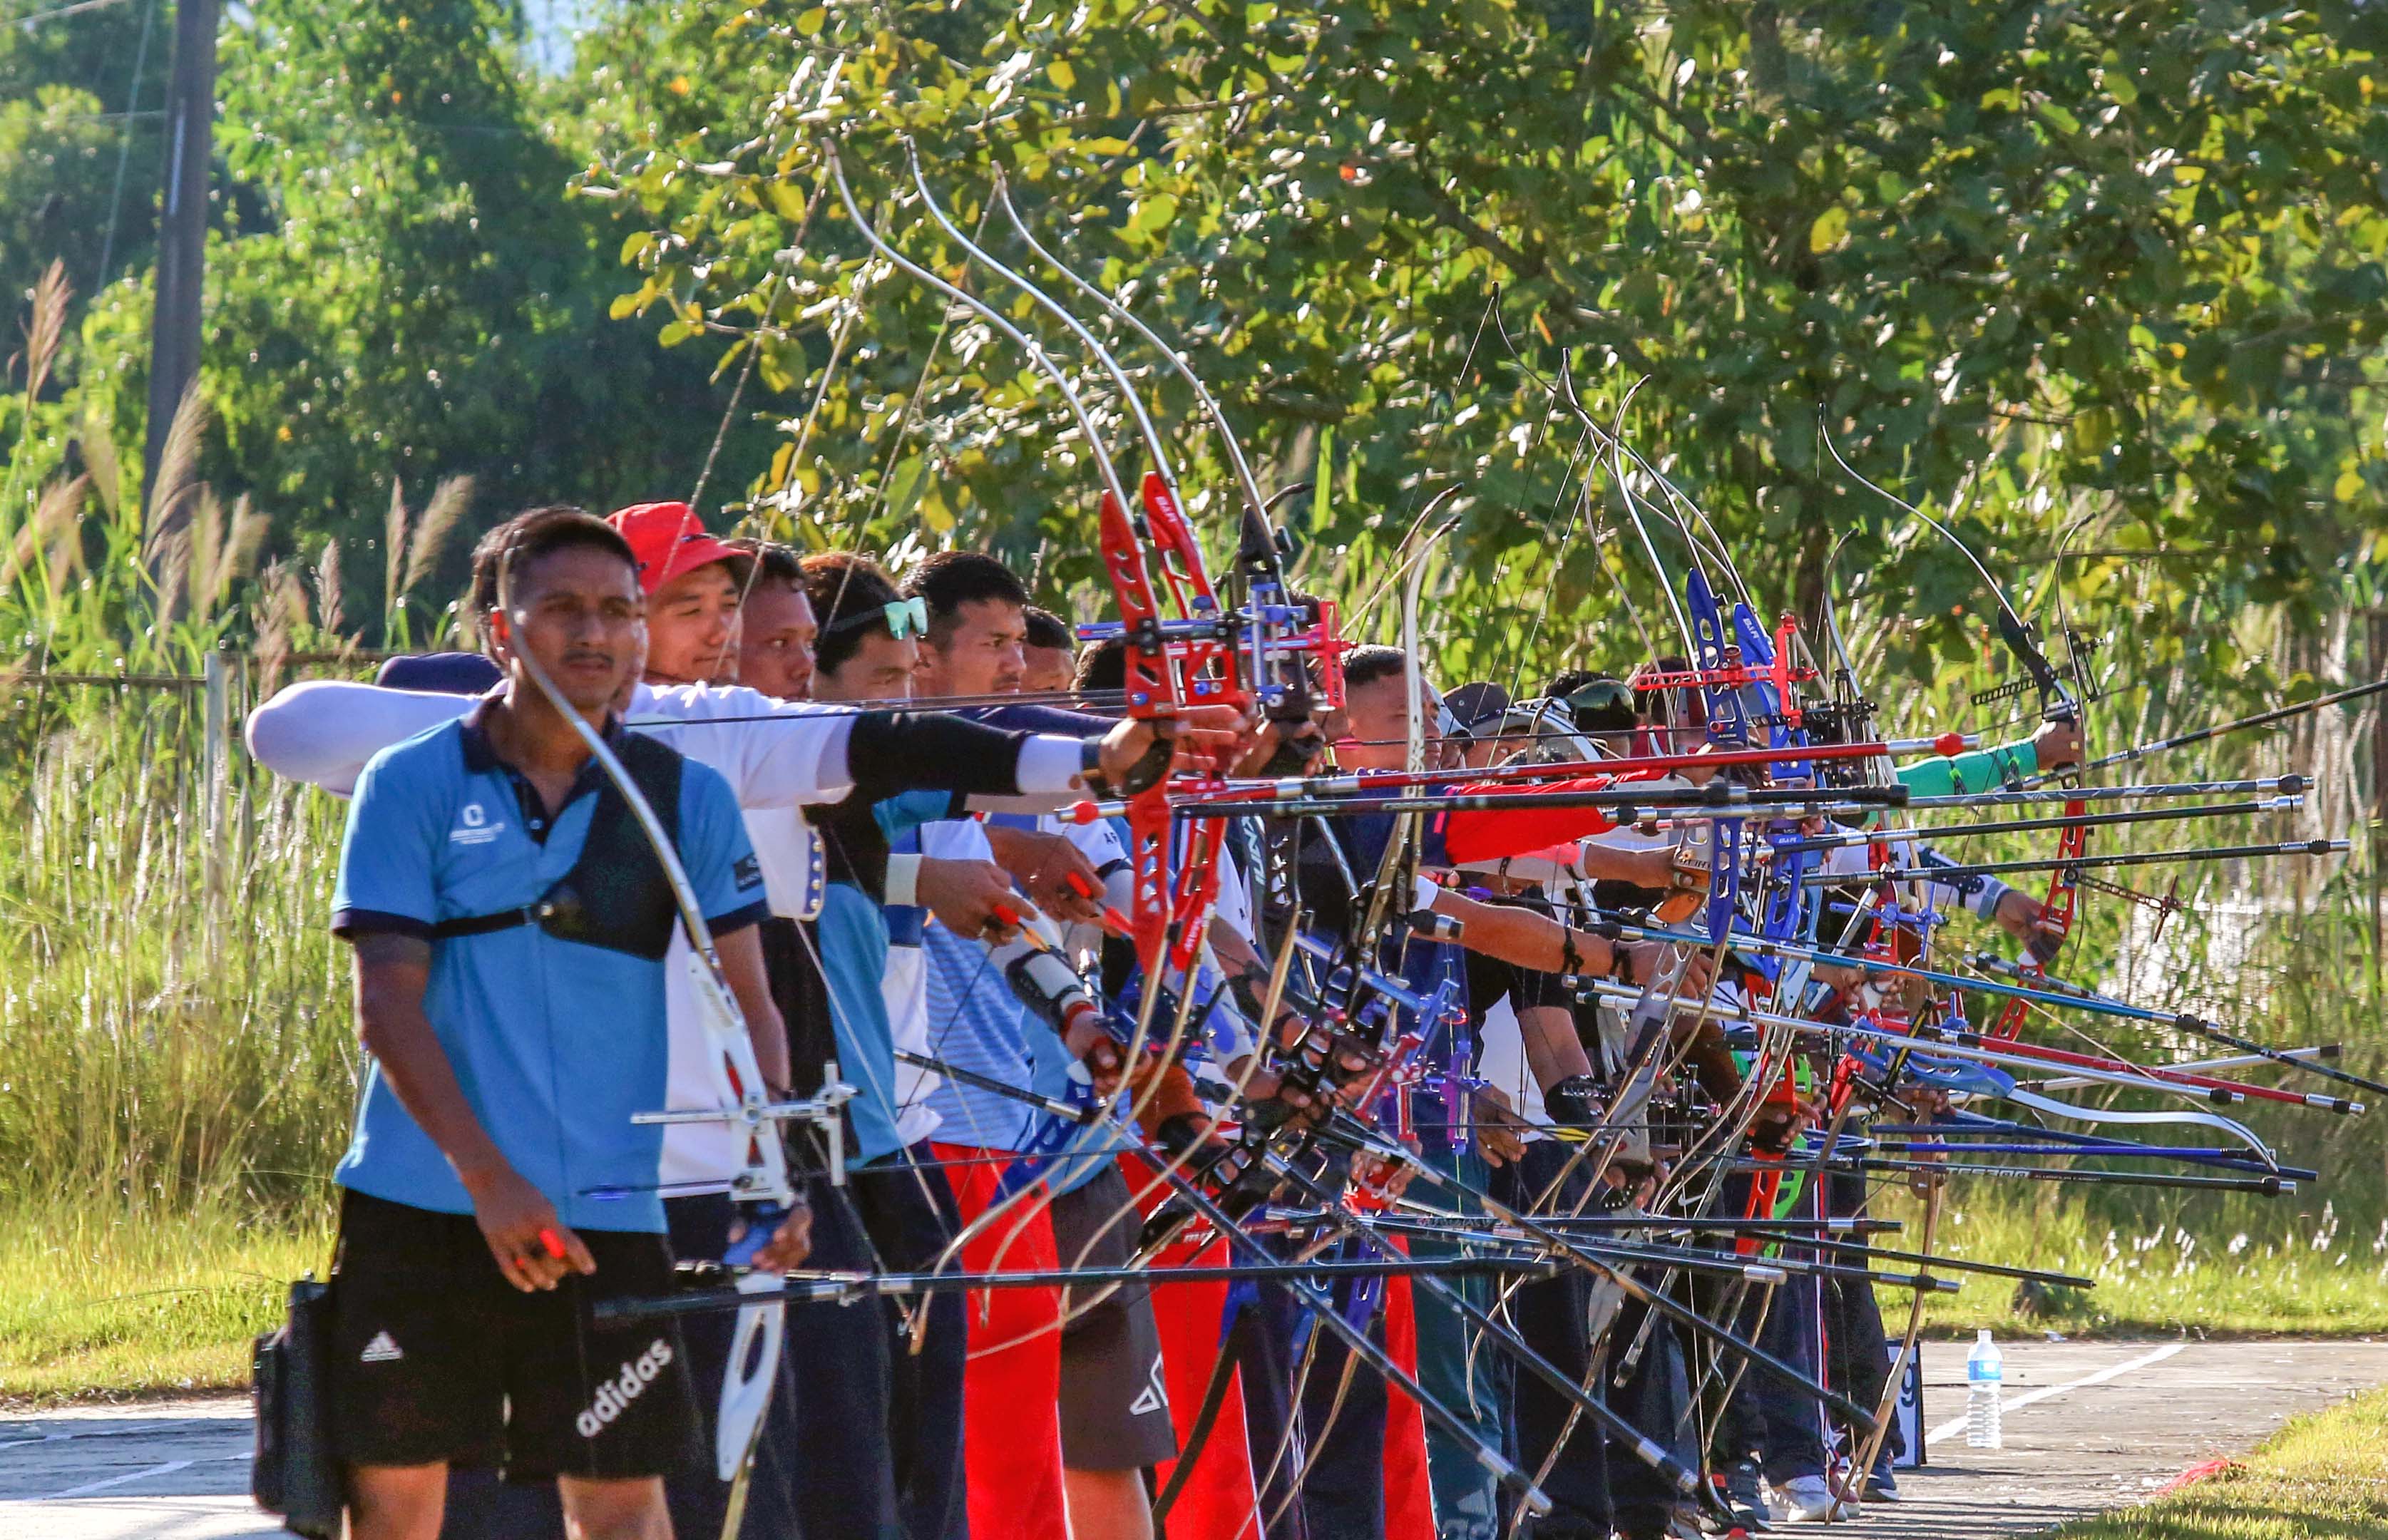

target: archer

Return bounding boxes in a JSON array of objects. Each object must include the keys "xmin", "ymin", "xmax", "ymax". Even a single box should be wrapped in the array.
[{"xmin": 324, "ymin": 508, "xmax": 808, "ymax": 1540}]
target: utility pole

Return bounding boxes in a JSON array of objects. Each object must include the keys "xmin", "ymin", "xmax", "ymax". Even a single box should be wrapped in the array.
[{"xmin": 140, "ymin": 0, "xmax": 222, "ymax": 520}]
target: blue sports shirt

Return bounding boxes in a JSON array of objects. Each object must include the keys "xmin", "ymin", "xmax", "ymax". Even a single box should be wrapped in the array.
[{"xmin": 331, "ymin": 705, "xmax": 768, "ymax": 1233}]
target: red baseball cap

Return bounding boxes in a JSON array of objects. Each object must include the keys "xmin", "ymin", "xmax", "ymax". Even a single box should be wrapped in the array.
[{"xmin": 608, "ymin": 501, "xmax": 744, "ymax": 597}]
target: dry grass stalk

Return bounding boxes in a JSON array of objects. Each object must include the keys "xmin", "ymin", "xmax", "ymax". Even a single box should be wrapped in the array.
[
  {"xmin": 314, "ymin": 537, "xmax": 344, "ymax": 638},
  {"xmin": 19, "ymin": 260, "xmax": 67, "ymax": 406},
  {"xmin": 216, "ymin": 494, "xmax": 269, "ymax": 609},
  {"xmin": 1, "ymin": 523, "xmax": 34, "ymax": 590},
  {"xmin": 251, "ymin": 558, "xmax": 308, "ymax": 694},
  {"xmin": 1, "ymin": 473, "xmax": 83, "ymax": 590},
  {"xmin": 401, "ymin": 474, "xmax": 472, "ymax": 597},
  {"xmin": 188, "ymin": 491, "xmax": 224, "ymax": 622},
  {"xmin": 76, "ymin": 406, "xmax": 122, "ymax": 517},
  {"xmin": 381, "ymin": 480, "xmax": 408, "ymax": 617},
  {"xmin": 154, "ymin": 525, "xmax": 191, "ymax": 624},
  {"xmin": 141, "ymin": 381, "xmax": 209, "ymax": 567}
]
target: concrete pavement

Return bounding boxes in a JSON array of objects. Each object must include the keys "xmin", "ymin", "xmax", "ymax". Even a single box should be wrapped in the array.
[{"xmin": 0, "ymin": 1338, "xmax": 2382, "ymax": 1537}]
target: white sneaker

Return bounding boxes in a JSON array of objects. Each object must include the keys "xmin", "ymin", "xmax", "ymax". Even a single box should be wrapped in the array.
[{"xmin": 1773, "ymin": 1474, "xmax": 1855, "ymax": 1523}]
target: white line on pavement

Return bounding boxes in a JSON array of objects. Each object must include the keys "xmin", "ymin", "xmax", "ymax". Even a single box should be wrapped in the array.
[
  {"xmin": 38, "ymin": 1459, "xmax": 195, "ymax": 1501},
  {"xmin": 1925, "ymin": 1343, "xmax": 2187, "ymax": 1447}
]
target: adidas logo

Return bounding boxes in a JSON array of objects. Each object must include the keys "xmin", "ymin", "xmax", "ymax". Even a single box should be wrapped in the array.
[
  {"xmin": 1129, "ymin": 1355, "xmax": 1170, "ymax": 1417},
  {"xmin": 575, "ymin": 1339, "xmax": 675, "ymax": 1439},
  {"xmin": 359, "ymin": 1331, "xmax": 404, "ymax": 1364}
]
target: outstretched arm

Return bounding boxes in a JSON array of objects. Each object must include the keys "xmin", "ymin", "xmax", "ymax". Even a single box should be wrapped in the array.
[
  {"xmin": 1423, "ymin": 884, "xmax": 1618, "ymax": 979},
  {"xmin": 245, "ymin": 679, "xmax": 478, "ymax": 794}
]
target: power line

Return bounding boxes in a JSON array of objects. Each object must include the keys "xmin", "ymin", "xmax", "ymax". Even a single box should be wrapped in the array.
[
  {"xmin": 94, "ymin": 0, "xmax": 158, "ymax": 292},
  {"xmin": 8, "ymin": 0, "xmax": 133, "ymax": 29}
]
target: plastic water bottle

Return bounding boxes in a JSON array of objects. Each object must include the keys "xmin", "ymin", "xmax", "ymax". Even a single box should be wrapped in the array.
[{"xmin": 1966, "ymin": 1328, "xmax": 2004, "ymax": 1449}]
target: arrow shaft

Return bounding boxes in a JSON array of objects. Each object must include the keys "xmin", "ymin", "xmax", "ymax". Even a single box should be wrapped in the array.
[
  {"xmin": 1807, "ymin": 839, "xmax": 2347, "ymax": 885},
  {"xmin": 1773, "ymin": 798, "xmax": 2295, "ymax": 851}
]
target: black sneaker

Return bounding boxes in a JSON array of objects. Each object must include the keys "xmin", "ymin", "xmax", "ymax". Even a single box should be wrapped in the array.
[{"xmin": 1721, "ymin": 1459, "xmax": 1772, "ymax": 1531}]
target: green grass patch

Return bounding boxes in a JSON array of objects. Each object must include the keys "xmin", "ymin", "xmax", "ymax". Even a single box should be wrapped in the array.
[
  {"xmin": 0, "ymin": 1198, "xmax": 333, "ymax": 1405},
  {"xmin": 1894, "ymin": 1190, "xmax": 2388, "ymax": 1339},
  {"xmin": 2042, "ymin": 1383, "xmax": 2388, "ymax": 1538}
]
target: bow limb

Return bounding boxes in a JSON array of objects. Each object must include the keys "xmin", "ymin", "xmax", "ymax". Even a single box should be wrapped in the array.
[
  {"xmin": 827, "ymin": 147, "xmax": 1167, "ymax": 1292},
  {"xmin": 1347, "ymin": 510, "xmax": 1460, "ymax": 952},
  {"xmin": 1986, "ymin": 513, "xmax": 2103, "ymax": 1040},
  {"xmin": 1818, "ymin": 418, "xmax": 2089, "ymax": 1044},
  {"xmin": 989, "ymin": 172, "xmax": 1274, "ymax": 534},
  {"xmin": 1548, "ymin": 356, "xmax": 1697, "ymax": 654},
  {"xmin": 1998, "ymin": 1087, "xmax": 2280, "ymax": 1171}
]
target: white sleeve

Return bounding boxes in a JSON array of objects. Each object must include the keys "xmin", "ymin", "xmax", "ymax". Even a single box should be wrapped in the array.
[
  {"xmin": 627, "ymin": 683, "xmax": 858, "ymax": 808},
  {"xmin": 962, "ymin": 734, "xmax": 1110, "ymax": 812},
  {"xmin": 242, "ymin": 679, "xmax": 477, "ymax": 796},
  {"xmin": 885, "ymin": 853, "xmax": 924, "ymax": 907},
  {"xmin": 1061, "ymin": 815, "xmax": 1132, "ymax": 875},
  {"xmin": 922, "ymin": 818, "xmax": 997, "ymax": 862},
  {"xmin": 1015, "ymin": 735, "xmax": 1090, "ymax": 798},
  {"xmin": 1211, "ymin": 844, "xmax": 1254, "ymax": 943}
]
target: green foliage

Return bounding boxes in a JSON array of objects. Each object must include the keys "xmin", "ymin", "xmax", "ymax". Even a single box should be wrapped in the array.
[
  {"xmin": 137, "ymin": 0, "xmax": 777, "ymax": 612},
  {"xmin": 0, "ymin": 0, "xmax": 163, "ymax": 308},
  {"xmin": 583, "ymin": 0, "xmax": 2388, "ymax": 697},
  {"xmin": 0, "ymin": 86, "xmax": 133, "ymax": 310},
  {"xmin": 9, "ymin": 0, "xmax": 803, "ymax": 640}
]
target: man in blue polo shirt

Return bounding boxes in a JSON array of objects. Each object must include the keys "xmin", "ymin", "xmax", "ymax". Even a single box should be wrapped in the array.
[{"xmin": 327, "ymin": 505, "xmax": 804, "ymax": 1540}]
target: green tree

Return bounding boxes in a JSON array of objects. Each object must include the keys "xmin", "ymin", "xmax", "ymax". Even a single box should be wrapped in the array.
[
  {"xmin": 588, "ymin": 0, "xmax": 2388, "ymax": 698},
  {"xmin": 0, "ymin": 0, "xmax": 165, "ymax": 307},
  {"xmin": 69, "ymin": 0, "xmax": 796, "ymax": 637}
]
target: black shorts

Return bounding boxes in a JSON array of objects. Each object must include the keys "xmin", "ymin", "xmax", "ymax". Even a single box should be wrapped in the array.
[
  {"xmin": 1048, "ymin": 1163, "xmax": 1178, "ymax": 1470},
  {"xmin": 328, "ymin": 1189, "xmax": 699, "ymax": 1481}
]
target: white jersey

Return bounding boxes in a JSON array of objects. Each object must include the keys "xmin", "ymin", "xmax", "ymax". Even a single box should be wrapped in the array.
[
  {"xmin": 1471, "ymin": 992, "xmax": 1551, "ymax": 1135},
  {"xmin": 885, "ymin": 818, "xmax": 1003, "ymax": 1146}
]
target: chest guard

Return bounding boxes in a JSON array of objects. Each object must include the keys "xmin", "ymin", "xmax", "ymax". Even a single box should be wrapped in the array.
[{"xmin": 434, "ymin": 733, "xmax": 685, "ymax": 960}]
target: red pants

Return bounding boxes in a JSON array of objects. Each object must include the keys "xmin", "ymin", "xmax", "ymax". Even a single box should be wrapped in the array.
[
  {"xmin": 1131, "ymin": 1156, "xmax": 1433, "ymax": 1540},
  {"xmin": 933, "ymin": 1144, "xmax": 1065, "ymax": 1540},
  {"xmin": 1380, "ymin": 1264, "xmax": 1435, "ymax": 1540},
  {"xmin": 1147, "ymin": 1241, "xmax": 1256, "ymax": 1536}
]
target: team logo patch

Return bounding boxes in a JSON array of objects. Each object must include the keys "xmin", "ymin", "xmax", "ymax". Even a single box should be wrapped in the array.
[
  {"xmin": 575, "ymin": 1338, "xmax": 675, "ymax": 1439},
  {"xmin": 359, "ymin": 1331, "xmax": 404, "ymax": 1364},
  {"xmin": 449, "ymin": 802, "xmax": 505, "ymax": 846},
  {"xmin": 733, "ymin": 853, "xmax": 762, "ymax": 890}
]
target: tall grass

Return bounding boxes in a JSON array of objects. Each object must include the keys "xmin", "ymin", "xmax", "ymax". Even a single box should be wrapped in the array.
[{"xmin": 0, "ymin": 692, "xmax": 354, "ymax": 1218}]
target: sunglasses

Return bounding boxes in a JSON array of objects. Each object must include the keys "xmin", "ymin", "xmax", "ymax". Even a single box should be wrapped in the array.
[
  {"xmin": 1562, "ymin": 679, "xmax": 1639, "ymax": 731},
  {"xmin": 823, "ymin": 596, "xmax": 930, "ymax": 640}
]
